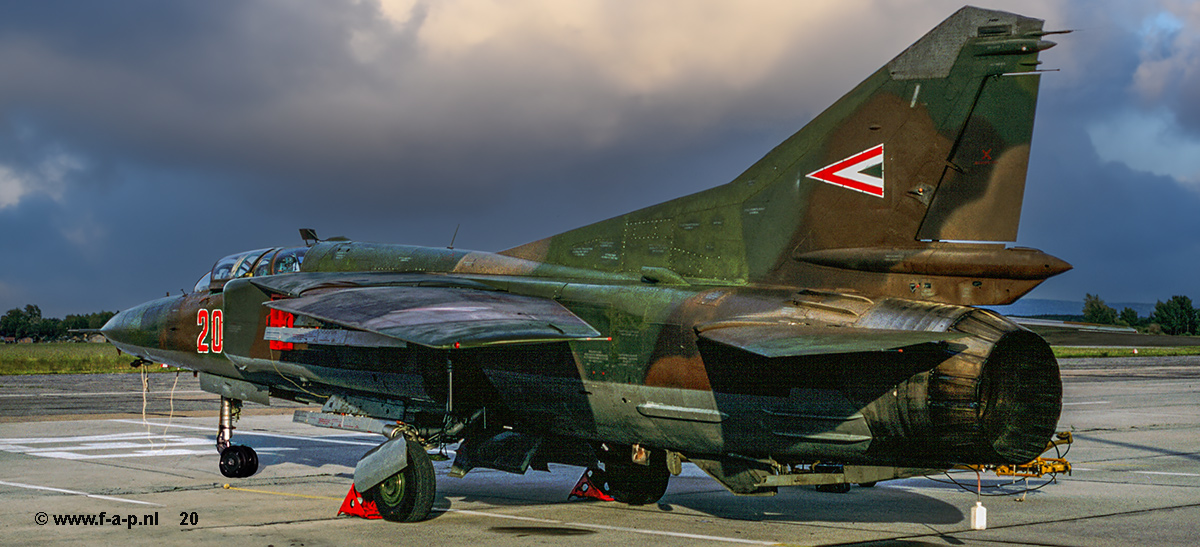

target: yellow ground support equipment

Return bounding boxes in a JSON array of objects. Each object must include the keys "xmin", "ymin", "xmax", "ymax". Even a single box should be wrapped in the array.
[{"xmin": 964, "ymin": 431, "xmax": 1073, "ymax": 478}]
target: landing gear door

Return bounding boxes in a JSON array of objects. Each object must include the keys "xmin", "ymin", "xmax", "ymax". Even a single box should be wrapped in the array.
[{"xmin": 354, "ymin": 436, "xmax": 410, "ymax": 492}]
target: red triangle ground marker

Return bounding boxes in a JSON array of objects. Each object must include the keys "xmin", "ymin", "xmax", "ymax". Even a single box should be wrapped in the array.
[
  {"xmin": 338, "ymin": 484, "xmax": 382, "ymax": 519},
  {"xmin": 568, "ymin": 468, "xmax": 615, "ymax": 502}
]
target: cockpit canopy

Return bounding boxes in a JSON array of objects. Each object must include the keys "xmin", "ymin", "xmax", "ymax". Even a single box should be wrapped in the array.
[{"xmin": 195, "ymin": 247, "xmax": 307, "ymax": 292}]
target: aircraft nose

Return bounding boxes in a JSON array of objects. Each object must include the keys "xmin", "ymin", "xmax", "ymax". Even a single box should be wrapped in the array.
[{"xmin": 101, "ymin": 296, "xmax": 177, "ymax": 353}]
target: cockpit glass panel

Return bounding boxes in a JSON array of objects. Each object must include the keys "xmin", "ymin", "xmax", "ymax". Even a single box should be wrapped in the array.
[
  {"xmin": 253, "ymin": 249, "xmax": 279, "ymax": 277},
  {"xmin": 208, "ymin": 246, "xmax": 305, "ymax": 291},
  {"xmin": 233, "ymin": 248, "xmax": 272, "ymax": 279},
  {"xmin": 273, "ymin": 247, "xmax": 307, "ymax": 274},
  {"xmin": 212, "ymin": 248, "xmax": 274, "ymax": 284},
  {"xmin": 211, "ymin": 253, "xmax": 242, "ymax": 282},
  {"xmin": 193, "ymin": 272, "xmax": 212, "ymax": 293}
]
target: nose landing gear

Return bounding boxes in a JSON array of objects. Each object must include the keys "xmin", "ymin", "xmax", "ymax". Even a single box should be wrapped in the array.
[{"xmin": 216, "ymin": 396, "xmax": 259, "ymax": 478}]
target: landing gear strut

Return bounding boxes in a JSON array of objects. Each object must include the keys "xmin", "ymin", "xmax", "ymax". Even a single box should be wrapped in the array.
[
  {"xmin": 295, "ymin": 408, "xmax": 438, "ymax": 522},
  {"xmin": 216, "ymin": 396, "xmax": 258, "ymax": 478}
]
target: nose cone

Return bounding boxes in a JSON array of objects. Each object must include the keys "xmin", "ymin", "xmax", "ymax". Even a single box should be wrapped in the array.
[{"xmin": 101, "ymin": 296, "xmax": 178, "ymax": 354}]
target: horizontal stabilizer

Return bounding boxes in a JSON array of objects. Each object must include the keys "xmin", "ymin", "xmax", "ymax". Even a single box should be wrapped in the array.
[
  {"xmin": 265, "ymin": 286, "xmax": 601, "ymax": 349},
  {"xmin": 697, "ymin": 323, "xmax": 967, "ymax": 358},
  {"xmin": 1011, "ymin": 317, "xmax": 1200, "ymax": 347}
]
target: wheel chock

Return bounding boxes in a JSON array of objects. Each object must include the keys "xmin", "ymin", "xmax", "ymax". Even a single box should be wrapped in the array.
[
  {"xmin": 338, "ymin": 484, "xmax": 381, "ymax": 519},
  {"xmin": 569, "ymin": 468, "xmax": 614, "ymax": 502}
]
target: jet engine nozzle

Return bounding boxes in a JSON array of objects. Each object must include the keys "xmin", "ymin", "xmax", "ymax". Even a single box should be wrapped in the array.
[{"xmin": 860, "ymin": 305, "xmax": 1062, "ymax": 465}]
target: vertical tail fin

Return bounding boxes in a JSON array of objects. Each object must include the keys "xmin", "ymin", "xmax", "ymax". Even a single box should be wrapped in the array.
[
  {"xmin": 502, "ymin": 7, "xmax": 1068, "ymax": 304},
  {"xmin": 779, "ymin": 6, "xmax": 1053, "ymax": 251}
]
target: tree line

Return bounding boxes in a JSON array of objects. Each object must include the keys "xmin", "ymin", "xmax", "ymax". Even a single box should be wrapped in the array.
[
  {"xmin": 0, "ymin": 305, "xmax": 117, "ymax": 342},
  {"xmin": 1083, "ymin": 293, "xmax": 1198, "ymax": 336}
]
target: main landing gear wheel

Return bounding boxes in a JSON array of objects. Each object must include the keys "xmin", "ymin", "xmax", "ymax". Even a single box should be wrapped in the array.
[
  {"xmin": 603, "ymin": 457, "xmax": 670, "ymax": 505},
  {"xmin": 815, "ymin": 482, "xmax": 851, "ymax": 494},
  {"xmin": 219, "ymin": 445, "xmax": 259, "ymax": 478},
  {"xmin": 362, "ymin": 439, "xmax": 436, "ymax": 522}
]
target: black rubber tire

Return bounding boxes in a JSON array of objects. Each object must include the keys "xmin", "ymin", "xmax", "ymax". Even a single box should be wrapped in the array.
[
  {"xmin": 603, "ymin": 458, "xmax": 669, "ymax": 505},
  {"xmin": 816, "ymin": 482, "xmax": 851, "ymax": 494},
  {"xmin": 219, "ymin": 445, "xmax": 258, "ymax": 478},
  {"xmin": 241, "ymin": 446, "xmax": 259, "ymax": 477},
  {"xmin": 363, "ymin": 440, "xmax": 436, "ymax": 522}
]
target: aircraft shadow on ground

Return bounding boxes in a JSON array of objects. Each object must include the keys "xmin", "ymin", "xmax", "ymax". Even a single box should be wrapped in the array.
[
  {"xmin": 433, "ymin": 467, "xmax": 971, "ymax": 525},
  {"xmin": 654, "ymin": 484, "xmax": 965, "ymax": 524}
]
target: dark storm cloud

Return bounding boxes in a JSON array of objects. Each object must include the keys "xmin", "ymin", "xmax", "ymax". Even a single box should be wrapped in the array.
[
  {"xmin": 1129, "ymin": 6, "xmax": 1200, "ymax": 135},
  {"xmin": 0, "ymin": 0, "xmax": 679, "ymax": 205},
  {"xmin": 1021, "ymin": 119, "xmax": 1200, "ymax": 302},
  {"xmin": 0, "ymin": 1, "xmax": 974, "ymax": 209},
  {"xmin": 0, "ymin": 1, "xmax": 403, "ymax": 192},
  {"xmin": 1064, "ymin": 2, "xmax": 1200, "ymax": 185},
  {"xmin": 1017, "ymin": 1, "xmax": 1200, "ymax": 302}
]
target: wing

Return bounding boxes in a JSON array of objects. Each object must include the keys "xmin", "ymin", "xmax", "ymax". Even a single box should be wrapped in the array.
[
  {"xmin": 697, "ymin": 322, "xmax": 967, "ymax": 358},
  {"xmin": 264, "ymin": 286, "xmax": 602, "ymax": 349}
]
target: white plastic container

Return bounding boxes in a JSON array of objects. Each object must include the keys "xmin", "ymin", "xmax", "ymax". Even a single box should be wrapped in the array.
[{"xmin": 970, "ymin": 501, "xmax": 987, "ymax": 530}]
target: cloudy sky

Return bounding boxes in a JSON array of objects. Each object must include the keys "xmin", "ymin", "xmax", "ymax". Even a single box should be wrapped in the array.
[{"xmin": 1, "ymin": 0, "xmax": 1198, "ymax": 317}]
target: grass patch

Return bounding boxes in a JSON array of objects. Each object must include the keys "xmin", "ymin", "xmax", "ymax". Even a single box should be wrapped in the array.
[
  {"xmin": 1053, "ymin": 346, "xmax": 1200, "ymax": 359},
  {"xmin": 0, "ymin": 342, "xmax": 151, "ymax": 375}
]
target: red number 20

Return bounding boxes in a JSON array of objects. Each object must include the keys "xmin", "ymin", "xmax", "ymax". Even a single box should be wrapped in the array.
[{"xmin": 197, "ymin": 309, "xmax": 224, "ymax": 354}]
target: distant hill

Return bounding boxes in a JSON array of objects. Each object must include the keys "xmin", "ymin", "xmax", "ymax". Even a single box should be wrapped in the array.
[{"xmin": 985, "ymin": 298, "xmax": 1156, "ymax": 318}]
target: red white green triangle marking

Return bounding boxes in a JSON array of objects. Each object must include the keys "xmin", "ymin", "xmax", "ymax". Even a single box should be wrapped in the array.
[{"xmin": 806, "ymin": 144, "xmax": 885, "ymax": 198}]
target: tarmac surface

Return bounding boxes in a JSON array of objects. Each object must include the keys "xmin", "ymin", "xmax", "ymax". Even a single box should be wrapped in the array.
[{"xmin": 1, "ymin": 357, "xmax": 1198, "ymax": 546}]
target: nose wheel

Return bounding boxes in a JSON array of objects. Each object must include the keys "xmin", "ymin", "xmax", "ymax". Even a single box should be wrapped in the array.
[
  {"xmin": 216, "ymin": 396, "xmax": 259, "ymax": 478},
  {"xmin": 220, "ymin": 445, "xmax": 259, "ymax": 478}
]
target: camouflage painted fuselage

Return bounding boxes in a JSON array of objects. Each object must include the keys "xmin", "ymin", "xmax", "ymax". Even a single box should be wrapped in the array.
[{"xmin": 107, "ymin": 238, "xmax": 1061, "ymax": 469}]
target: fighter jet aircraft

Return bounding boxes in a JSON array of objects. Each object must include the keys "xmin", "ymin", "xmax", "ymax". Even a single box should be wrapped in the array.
[{"xmin": 102, "ymin": 7, "xmax": 1069, "ymax": 522}]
